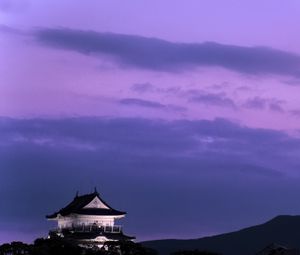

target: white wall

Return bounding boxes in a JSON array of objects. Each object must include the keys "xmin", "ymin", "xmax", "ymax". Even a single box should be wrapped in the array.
[
  {"xmin": 83, "ymin": 197, "xmax": 109, "ymax": 209},
  {"xmin": 57, "ymin": 214, "xmax": 124, "ymax": 229}
]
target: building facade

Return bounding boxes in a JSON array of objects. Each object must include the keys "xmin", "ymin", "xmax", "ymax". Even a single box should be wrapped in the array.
[{"xmin": 46, "ymin": 188, "xmax": 134, "ymax": 248}]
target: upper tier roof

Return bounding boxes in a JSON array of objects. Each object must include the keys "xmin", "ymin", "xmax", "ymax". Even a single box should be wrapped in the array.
[{"xmin": 46, "ymin": 189, "xmax": 126, "ymax": 219}]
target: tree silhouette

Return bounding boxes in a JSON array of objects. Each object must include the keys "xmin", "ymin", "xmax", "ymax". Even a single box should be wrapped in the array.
[{"xmin": 1, "ymin": 239, "xmax": 157, "ymax": 255}]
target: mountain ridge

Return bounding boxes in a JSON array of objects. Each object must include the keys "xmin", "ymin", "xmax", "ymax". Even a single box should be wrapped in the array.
[{"xmin": 141, "ymin": 215, "xmax": 300, "ymax": 255}]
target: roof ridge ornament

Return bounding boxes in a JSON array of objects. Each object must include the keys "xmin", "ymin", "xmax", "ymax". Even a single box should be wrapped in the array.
[{"xmin": 94, "ymin": 187, "xmax": 99, "ymax": 195}]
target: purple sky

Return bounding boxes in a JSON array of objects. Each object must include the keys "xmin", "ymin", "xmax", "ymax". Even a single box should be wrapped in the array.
[{"xmin": 1, "ymin": 0, "xmax": 300, "ymax": 244}]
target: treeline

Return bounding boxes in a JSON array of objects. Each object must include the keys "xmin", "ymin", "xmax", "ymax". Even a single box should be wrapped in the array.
[
  {"xmin": 0, "ymin": 238, "xmax": 220, "ymax": 255},
  {"xmin": 0, "ymin": 238, "xmax": 156, "ymax": 255}
]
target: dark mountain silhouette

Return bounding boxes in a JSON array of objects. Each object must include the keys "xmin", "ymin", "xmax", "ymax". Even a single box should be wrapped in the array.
[{"xmin": 142, "ymin": 215, "xmax": 300, "ymax": 255}]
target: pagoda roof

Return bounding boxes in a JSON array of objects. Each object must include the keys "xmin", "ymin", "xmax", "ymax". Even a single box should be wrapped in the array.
[{"xmin": 46, "ymin": 189, "xmax": 126, "ymax": 219}]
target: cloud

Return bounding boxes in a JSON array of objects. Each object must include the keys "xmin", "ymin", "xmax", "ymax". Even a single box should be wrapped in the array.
[
  {"xmin": 131, "ymin": 83, "xmax": 155, "ymax": 93},
  {"xmin": 119, "ymin": 98, "xmax": 167, "ymax": 109},
  {"xmin": 206, "ymin": 82, "xmax": 231, "ymax": 90},
  {"xmin": 1, "ymin": 117, "xmax": 298, "ymax": 172},
  {"xmin": 1, "ymin": 117, "xmax": 300, "ymax": 242},
  {"xmin": 243, "ymin": 97, "xmax": 285, "ymax": 112},
  {"xmin": 269, "ymin": 102, "xmax": 284, "ymax": 112},
  {"xmin": 119, "ymin": 98, "xmax": 186, "ymax": 114},
  {"xmin": 0, "ymin": 24, "xmax": 25, "ymax": 36},
  {"xmin": 130, "ymin": 84, "xmax": 236, "ymax": 109},
  {"xmin": 131, "ymin": 83, "xmax": 182, "ymax": 97},
  {"xmin": 34, "ymin": 28, "xmax": 300, "ymax": 77},
  {"xmin": 282, "ymin": 79, "xmax": 300, "ymax": 86},
  {"xmin": 243, "ymin": 97, "xmax": 266, "ymax": 110},
  {"xmin": 290, "ymin": 110, "xmax": 300, "ymax": 117},
  {"xmin": 187, "ymin": 90, "xmax": 236, "ymax": 109}
]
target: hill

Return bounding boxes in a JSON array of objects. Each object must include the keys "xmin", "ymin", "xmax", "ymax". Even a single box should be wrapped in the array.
[{"xmin": 142, "ymin": 215, "xmax": 300, "ymax": 255}]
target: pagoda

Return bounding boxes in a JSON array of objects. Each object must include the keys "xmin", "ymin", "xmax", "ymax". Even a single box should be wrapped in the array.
[{"xmin": 46, "ymin": 188, "xmax": 135, "ymax": 248}]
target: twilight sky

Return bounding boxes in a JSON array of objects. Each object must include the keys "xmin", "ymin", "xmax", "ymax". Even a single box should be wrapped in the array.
[{"xmin": 1, "ymin": 0, "xmax": 300, "ymax": 244}]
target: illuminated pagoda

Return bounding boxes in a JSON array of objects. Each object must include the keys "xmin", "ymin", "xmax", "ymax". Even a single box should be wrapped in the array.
[{"xmin": 46, "ymin": 188, "xmax": 135, "ymax": 248}]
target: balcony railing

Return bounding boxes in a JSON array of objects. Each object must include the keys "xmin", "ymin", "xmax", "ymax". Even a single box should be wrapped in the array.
[{"xmin": 52, "ymin": 224, "xmax": 122, "ymax": 234}]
